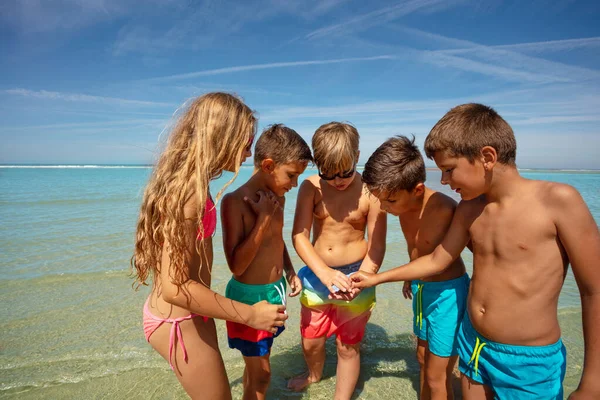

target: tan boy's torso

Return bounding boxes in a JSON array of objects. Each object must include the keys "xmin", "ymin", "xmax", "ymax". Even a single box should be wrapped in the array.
[
  {"xmin": 224, "ymin": 183, "xmax": 285, "ymax": 285},
  {"xmin": 400, "ymin": 188, "xmax": 466, "ymax": 282},
  {"xmin": 464, "ymin": 179, "xmax": 568, "ymax": 346},
  {"xmin": 307, "ymin": 173, "xmax": 371, "ymax": 267}
]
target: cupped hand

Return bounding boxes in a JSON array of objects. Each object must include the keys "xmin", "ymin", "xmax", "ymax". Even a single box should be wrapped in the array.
[
  {"xmin": 249, "ymin": 300, "xmax": 287, "ymax": 333},
  {"xmin": 287, "ymin": 274, "xmax": 302, "ymax": 297},
  {"xmin": 318, "ymin": 267, "xmax": 352, "ymax": 294},
  {"xmin": 244, "ymin": 190, "xmax": 279, "ymax": 218}
]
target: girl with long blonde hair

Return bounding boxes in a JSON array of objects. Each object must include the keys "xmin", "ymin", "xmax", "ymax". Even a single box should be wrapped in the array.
[{"xmin": 132, "ymin": 92, "xmax": 287, "ymax": 399}]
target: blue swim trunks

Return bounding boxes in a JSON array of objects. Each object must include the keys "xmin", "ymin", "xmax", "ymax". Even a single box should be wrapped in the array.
[
  {"xmin": 411, "ymin": 273, "xmax": 469, "ymax": 357},
  {"xmin": 457, "ymin": 313, "xmax": 566, "ymax": 399}
]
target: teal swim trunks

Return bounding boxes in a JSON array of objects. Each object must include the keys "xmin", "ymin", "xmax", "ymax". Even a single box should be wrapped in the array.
[
  {"xmin": 411, "ymin": 273, "xmax": 469, "ymax": 357},
  {"xmin": 457, "ymin": 313, "xmax": 567, "ymax": 399},
  {"xmin": 225, "ymin": 276, "xmax": 287, "ymax": 357}
]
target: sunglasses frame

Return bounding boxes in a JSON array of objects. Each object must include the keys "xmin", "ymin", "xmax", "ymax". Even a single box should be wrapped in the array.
[{"xmin": 318, "ymin": 165, "xmax": 356, "ymax": 181}]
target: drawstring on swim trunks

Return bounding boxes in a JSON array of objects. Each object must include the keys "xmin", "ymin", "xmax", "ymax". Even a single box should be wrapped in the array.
[
  {"xmin": 415, "ymin": 283, "xmax": 424, "ymax": 329},
  {"xmin": 468, "ymin": 336, "xmax": 487, "ymax": 376},
  {"xmin": 274, "ymin": 281, "xmax": 287, "ymax": 315}
]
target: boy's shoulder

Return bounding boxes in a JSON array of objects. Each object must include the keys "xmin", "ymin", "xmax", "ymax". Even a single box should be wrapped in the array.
[
  {"xmin": 222, "ymin": 183, "xmax": 253, "ymax": 209},
  {"xmin": 531, "ymin": 179, "xmax": 583, "ymax": 209},
  {"xmin": 421, "ymin": 189, "xmax": 458, "ymax": 221}
]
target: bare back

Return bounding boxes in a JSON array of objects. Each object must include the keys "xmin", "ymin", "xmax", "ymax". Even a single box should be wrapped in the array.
[
  {"xmin": 308, "ymin": 174, "xmax": 371, "ymax": 267},
  {"xmin": 464, "ymin": 179, "xmax": 568, "ymax": 345},
  {"xmin": 400, "ymin": 189, "xmax": 466, "ymax": 282}
]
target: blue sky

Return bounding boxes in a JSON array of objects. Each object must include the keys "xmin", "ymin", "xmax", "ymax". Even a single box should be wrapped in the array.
[{"xmin": 1, "ymin": 0, "xmax": 599, "ymax": 169}]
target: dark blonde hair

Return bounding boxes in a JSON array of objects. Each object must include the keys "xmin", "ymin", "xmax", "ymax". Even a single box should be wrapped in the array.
[
  {"xmin": 254, "ymin": 124, "xmax": 312, "ymax": 167},
  {"xmin": 363, "ymin": 135, "xmax": 426, "ymax": 193},
  {"xmin": 424, "ymin": 103, "xmax": 516, "ymax": 165},
  {"xmin": 132, "ymin": 92, "xmax": 257, "ymax": 290},
  {"xmin": 312, "ymin": 122, "xmax": 359, "ymax": 173}
]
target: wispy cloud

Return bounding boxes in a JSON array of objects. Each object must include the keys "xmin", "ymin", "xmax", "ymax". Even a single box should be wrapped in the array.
[
  {"xmin": 3, "ymin": 89, "xmax": 173, "ymax": 107},
  {"xmin": 142, "ymin": 56, "xmax": 395, "ymax": 82},
  {"xmin": 364, "ymin": 25, "xmax": 600, "ymax": 84},
  {"xmin": 442, "ymin": 36, "xmax": 600, "ymax": 55},
  {"xmin": 300, "ymin": 0, "xmax": 467, "ymax": 42}
]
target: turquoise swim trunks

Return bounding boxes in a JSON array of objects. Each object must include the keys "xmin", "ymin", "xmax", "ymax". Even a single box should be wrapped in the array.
[
  {"xmin": 411, "ymin": 273, "xmax": 469, "ymax": 357},
  {"xmin": 457, "ymin": 312, "xmax": 567, "ymax": 399}
]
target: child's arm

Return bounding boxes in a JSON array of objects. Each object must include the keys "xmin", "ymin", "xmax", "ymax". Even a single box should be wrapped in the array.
[
  {"xmin": 292, "ymin": 180, "xmax": 352, "ymax": 293},
  {"xmin": 283, "ymin": 244, "xmax": 302, "ymax": 297},
  {"xmin": 221, "ymin": 190, "xmax": 278, "ymax": 278},
  {"xmin": 358, "ymin": 191, "xmax": 387, "ymax": 273},
  {"xmin": 552, "ymin": 185, "xmax": 600, "ymax": 399},
  {"xmin": 353, "ymin": 201, "xmax": 471, "ymax": 288},
  {"xmin": 159, "ymin": 213, "xmax": 287, "ymax": 333}
]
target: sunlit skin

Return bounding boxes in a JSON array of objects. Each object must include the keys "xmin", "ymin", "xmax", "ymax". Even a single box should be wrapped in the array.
[
  {"xmin": 287, "ymin": 166, "xmax": 387, "ymax": 399},
  {"xmin": 353, "ymin": 147, "xmax": 600, "ymax": 399},
  {"xmin": 221, "ymin": 158, "xmax": 307, "ymax": 400},
  {"xmin": 146, "ymin": 138, "xmax": 288, "ymax": 400},
  {"xmin": 371, "ymin": 185, "xmax": 467, "ymax": 400}
]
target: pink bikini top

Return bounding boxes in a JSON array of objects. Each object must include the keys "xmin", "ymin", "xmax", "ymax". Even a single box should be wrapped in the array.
[{"xmin": 197, "ymin": 196, "xmax": 217, "ymax": 240}]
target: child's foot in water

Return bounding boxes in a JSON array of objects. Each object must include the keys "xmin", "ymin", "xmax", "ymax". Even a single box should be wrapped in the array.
[{"xmin": 287, "ymin": 371, "xmax": 320, "ymax": 391}]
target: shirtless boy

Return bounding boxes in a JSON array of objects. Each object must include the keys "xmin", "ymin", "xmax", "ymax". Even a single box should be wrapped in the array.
[
  {"xmin": 362, "ymin": 135, "xmax": 469, "ymax": 399},
  {"xmin": 287, "ymin": 122, "xmax": 387, "ymax": 400},
  {"xmin": 353, "ymin": 104, "xmax": 600, "ymax": 399},
  {"xmin": 221, "ymin": 124, "xmax": 311, "ymax": 400}
]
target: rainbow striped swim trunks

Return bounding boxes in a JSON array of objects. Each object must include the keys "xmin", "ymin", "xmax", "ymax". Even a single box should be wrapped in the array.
[{"xmin": 298, "ymin": 260, "xmax": 375, "ymax": 345}]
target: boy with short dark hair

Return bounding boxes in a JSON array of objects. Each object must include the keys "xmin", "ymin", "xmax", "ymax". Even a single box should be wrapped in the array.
[
  {"xmin": 362, "ymin": 135, "xmax": 469, "ymax": 399},
  {"xmin": 353, "ymin": 104, "xmax": 600, "ymax": 399},
  {"xmin": 221, "ymin": 124, "xmax": 312, "ymax": 400}
]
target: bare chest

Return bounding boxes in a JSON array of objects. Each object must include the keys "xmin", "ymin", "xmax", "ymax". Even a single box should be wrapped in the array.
[
  {"xmin": 469, "ymin": 202, "xmax": 556, "ymax": 261},
  {"xmin": 314, "ymin": 195, "xmax": 369, "ymax": 230}
]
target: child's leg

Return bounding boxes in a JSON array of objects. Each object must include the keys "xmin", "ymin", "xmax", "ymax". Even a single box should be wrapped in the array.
[
  {"xmin": 424, "ymin": 345, "xmax": 458, "ymax": 400},
  {"xmin": 416, "ymin": 338, "xmax": 430, "ymax": 400},
  {"xmin": 287, "ymin": 336, "xmax": 327, "ymax": 391},
  {"xmin": 335, "ymin": 337, "xmax": 361, "ymax": 400},
  {"xmin": 461, "ymin": 374, "xmax": 493, "ymax": 400},
  {"xmin": 242, "ymin": 354, "xmax": 272, "ymax": 400},
  {"xmin": 148, "ymin": 317, "xmax": 232, "ymax": 400}
]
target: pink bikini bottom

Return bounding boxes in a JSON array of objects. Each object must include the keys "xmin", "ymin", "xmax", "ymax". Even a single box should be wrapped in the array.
[{"xmin": 143, "ymin": 297, "xmax": 209, "ymax": 370}]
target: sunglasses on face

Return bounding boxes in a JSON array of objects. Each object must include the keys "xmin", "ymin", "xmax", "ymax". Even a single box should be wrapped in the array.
[{"xmin": 318, "ymin": 166, "xmax": 356, "ymax": 181}]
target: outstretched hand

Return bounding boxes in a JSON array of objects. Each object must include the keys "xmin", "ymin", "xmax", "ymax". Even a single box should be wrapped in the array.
[{"xmin": 351, "ymin": 270, "xmax": 378, "ymax": 289}]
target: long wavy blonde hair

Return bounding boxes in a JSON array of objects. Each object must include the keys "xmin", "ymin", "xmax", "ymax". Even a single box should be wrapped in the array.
[{"xmin": 132, "ymin": 92, "xmax": 256, "ymax": 290}]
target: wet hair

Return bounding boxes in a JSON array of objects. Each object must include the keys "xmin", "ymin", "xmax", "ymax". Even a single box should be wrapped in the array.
[
  {"xmin": 253, "ymin": 124, "xmax": 312, "ymax": 167},
  {"xmin": 424, "ymin": 103, "xmax": 516, "ymax": 165},
  {"xmin": 363, "ymin": 135, "xmax": 426, "ymax": 193},
  {"xmin": 312, "ymin": 122, "xmax": 359, "ymax": 174},
  {"xmin": 132, "ymin": 92, "xmax": 256, "ymax": 290}
]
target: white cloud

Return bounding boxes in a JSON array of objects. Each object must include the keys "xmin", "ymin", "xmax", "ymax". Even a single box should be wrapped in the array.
[
  {"xmin": 300, "ymin": 0, "xmax": 467, "ymax": 41},
  {"xmin": 142, "ymin": 56, "xmax": 394, "ymax": 82},
  {"xmin": 4, "ymin": 88, "xmax": 173, "ymax": 107}
]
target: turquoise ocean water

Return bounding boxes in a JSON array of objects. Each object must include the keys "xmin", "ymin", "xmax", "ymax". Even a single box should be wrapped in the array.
[{"xmin": 1, "ymin": 166, "xmax": 597, "ymax": 399}]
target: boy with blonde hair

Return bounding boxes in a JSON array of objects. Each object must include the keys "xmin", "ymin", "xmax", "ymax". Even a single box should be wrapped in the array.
[
  {"xmin": 362, "ymin": 135, "xmax": 469, "ymax": 399},
  {"xmin": 353, "ymin": 104, "xmax": 600, "ymax": 399},
  {"xmin": 222, "ymin": 124, "xmax": 311, "ymax": 400},
  {"xmin": 287, "ymin": 122, "xmax": 387, "ymax": 400}
]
